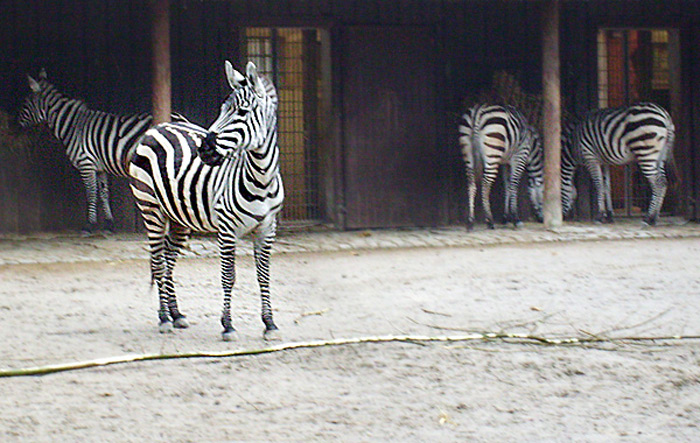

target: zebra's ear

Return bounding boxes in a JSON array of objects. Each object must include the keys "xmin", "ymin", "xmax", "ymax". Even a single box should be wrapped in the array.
[
  {"xmin": 245, "ymin": 61, "xmax": 266, "ymax": 98},
  {"xmin": 27, "ymin": 74, "xmax": 41, "ymax": 92},
  {"xmin": 225, "ymin": 60, "xmax": 245, "ymax": 90}
]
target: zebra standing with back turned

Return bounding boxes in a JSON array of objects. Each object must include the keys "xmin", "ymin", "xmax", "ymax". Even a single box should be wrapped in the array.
[
  {"xmin": 459, "ymin": 104, "xmax": 543, "ymax": 230},
  {"xmin": 18, "ymin": 69, "xmax": 185, "ymax": 233},
  {"xmin": 561, "ymin": 102, "xmax": 675, "ymax": 225},
  {"xmin": 129, "ymin": 61, "xmax": 283, "ymax": 341}
]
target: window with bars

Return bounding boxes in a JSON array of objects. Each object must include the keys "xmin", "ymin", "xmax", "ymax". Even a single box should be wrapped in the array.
[
  {"xmin": 242, "ymin": 28, "xmax": 322, "ymax": 224},
  {"xmin": 596, "ymin": 29, "xmax": 672, "ymax": 217}
]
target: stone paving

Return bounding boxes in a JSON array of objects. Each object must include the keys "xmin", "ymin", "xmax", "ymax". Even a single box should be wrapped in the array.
[{"xmin": 0, "ymin": 217, "xmax": 699, "ymax": 266}]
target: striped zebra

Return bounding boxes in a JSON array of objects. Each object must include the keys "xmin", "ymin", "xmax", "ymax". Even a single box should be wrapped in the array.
[
  {"xmin": 459, "ymin": 104, "xmax": 543, "ymax": 230},
  {"xmin": 18, "ymin": 69, "xmax": 185, "ymax": 233},
  {"xmin": 561, "ymin": 102, "xmax": 675, "ymax": 225},
  {"xmin": 128, "ymin": 61, "xmax": 283, "ymax": 341}
]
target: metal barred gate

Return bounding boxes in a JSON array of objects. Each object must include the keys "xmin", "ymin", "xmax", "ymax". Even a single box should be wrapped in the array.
[{"xmin": 243, "ymin": 28, "xmax": 322, "ymax": 225}]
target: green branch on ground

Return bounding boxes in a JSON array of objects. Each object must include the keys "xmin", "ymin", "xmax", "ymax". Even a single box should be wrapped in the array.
[{"xmin": 1, "ymin": 332, "xmax": 699, "ymax": 378}]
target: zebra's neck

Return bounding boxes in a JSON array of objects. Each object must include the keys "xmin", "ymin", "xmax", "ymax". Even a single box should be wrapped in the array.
[
  {"xmin": 41, "ymin": 86, "xmax": 89, "ymax": 146},
  {"xmin": 242, "ymin": 116, "xmax": 280, "ymax": 185}
]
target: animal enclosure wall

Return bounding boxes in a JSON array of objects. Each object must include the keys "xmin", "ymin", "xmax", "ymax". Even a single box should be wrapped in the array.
[{"xmin": 1, "ymin": 0, "xmax": 700, "ymax": 233}]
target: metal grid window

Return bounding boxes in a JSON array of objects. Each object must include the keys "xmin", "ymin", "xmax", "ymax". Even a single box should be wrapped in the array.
[
  {"xmin": 243, "ymin": 28, "xmax": 322, "ymax": 224},
  {"xmin": 597, "ymin": 29, "xmax": 672, "ymax": 217}
]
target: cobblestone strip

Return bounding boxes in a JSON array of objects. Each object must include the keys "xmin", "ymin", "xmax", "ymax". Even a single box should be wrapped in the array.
[{"xmin": 1, "ymin": 220, "xmax": 699, "ymax": 266}]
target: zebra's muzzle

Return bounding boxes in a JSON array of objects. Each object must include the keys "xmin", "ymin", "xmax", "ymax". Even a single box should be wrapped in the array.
[{"xmin": 198, "ymin": 131, "xmax": 226, "ymax": 167}]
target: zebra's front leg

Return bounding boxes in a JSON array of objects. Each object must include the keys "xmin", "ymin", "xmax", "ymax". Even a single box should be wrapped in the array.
[
  {"xmin": 97, "ymin": 171, "xmax": 115, "ymax": 232},
  {"xmin": 218, "ymin": 231, "xmax": 238, "ymax": 341},
  {"xmin": 254, "ymin": 228, "xmax": 280, "ymax": 340},
  {"xmin": 79, "ymin": 168, "xmax": 99, "ymax": 234}
]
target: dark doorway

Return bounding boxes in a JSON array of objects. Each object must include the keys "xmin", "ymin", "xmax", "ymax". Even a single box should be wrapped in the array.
[{"xmin": 341, "ymin": 26, "xmax": 442, "ymax": 229}]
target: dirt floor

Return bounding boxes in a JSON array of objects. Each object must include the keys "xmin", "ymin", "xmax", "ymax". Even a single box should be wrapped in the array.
[{"xmin": 1, "ymin": 230, "xmax": 700, "ymax": 441}]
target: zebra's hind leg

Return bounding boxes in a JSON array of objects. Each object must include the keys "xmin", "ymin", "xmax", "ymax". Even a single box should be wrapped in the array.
[
  {"xmin": 465, "ymin": 164, "xmax": 477, "ymax": 231},
  {"xmin": 601, "ymin": 165, "xmax": 614, "ymax": 223},
  {"xmin": 164, "ymin": 224, "xmax": 191, "ymax": 329},
  {"xmin": 481, "ymin": 173, "xmax": 496, "ymax": 229},
  {"xmin": 507, "ymin": 158, "xmax": 528, "ymax": 228},
  {"xmin": 255, "ymin": 224, "xmax": 280, "ymax": 341},
  {"xmin": 139, "ymin": 206, "xmax": 177, "ymax": 333},
  {"xmin": 218, "ymin": 230, "xmax": 238, "ymax": 341},
  {"xmin": 644, "ymin": 173, "xmax": 668, "ymax": 226}
]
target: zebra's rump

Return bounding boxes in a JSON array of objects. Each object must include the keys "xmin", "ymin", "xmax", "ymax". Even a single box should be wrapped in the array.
[{"xmin": 579, "ymin": 102, "xmax": 673, "ymax": 165}]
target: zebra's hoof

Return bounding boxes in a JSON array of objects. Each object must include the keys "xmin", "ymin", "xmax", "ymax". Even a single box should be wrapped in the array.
[
  {"xmin": 513, "ymin": 221, "xmax": 523, "ymax": 229},
  {"xmin": 173, "ymin": 317, "xmax": 190, "ymax": 329},
  {"xmin": 487, "ymin": 222, "xmax": 495, "ymax": 230},
  {"xmin": 263, "ymin": 328, "xmax": 282, "ymax": 342},
  {"xmin": 159, "ymin": 321, "xmax": 174, "ymax": 333},
  {"xmin": 222, "ymin": 329, "xmax": 238, "ymax": 342}
]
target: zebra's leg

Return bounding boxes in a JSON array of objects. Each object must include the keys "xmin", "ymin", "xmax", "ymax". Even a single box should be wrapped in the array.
[
  {"xmin": 502, "ymin": 165, "xmax": 512, "ymax": 225},
  {"xmin": 481, "ymin": 168, "xmax": 497, "ymax": 229},
  {"xmin": 602, "ymin": 165, "xmax": 614, "ymax": 223},
  {"xmin": 583, "ymin": 160, "xmax": 607, "ymax": 223},
  {"xmin": 139, "ymin": 205, "xmax": 175, "ymax": 332},
  {"xmin": 218, "ymin": 230, "xmax": 238, "ymax": 341},
  {"xmin": 644, "ymin": 172, "xmax": 668, "ymax": 226},
  {"xmin": 78, "ymin": 167, "xmax": 99, "ymax": 234},
  {"xmin": 507, "ymin": 156, "xmax": 528, "ymax": 228},
  {"xmin": 466, "ymin": 164, "xmax": 477, "ymax": 231},
  {"xmin": 254, "ymin": 222, "xmax": 280, "ymax": 340},
  {"xmin": 164, "ymin": 223, "xmax": 191, "ymax": 329},
  {"xmin": 97, "ymin": 171, "xmax": 114, "ymax": 232}
]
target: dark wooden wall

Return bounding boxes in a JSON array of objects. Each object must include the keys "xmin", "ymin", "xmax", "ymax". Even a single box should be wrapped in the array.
[{"xmin": 1, "ymin": 0, "xmax": 699, "ymax": 233}]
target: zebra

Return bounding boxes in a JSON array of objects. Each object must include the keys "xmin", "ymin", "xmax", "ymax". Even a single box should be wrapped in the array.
[
  {"xmin": 561, "ymin": 102, "xmax": 675, "ymax": 226},
  {"xmin": 128, "ymin": 61, "xmax": 283, "ymax": 341},
  {"xmin": 17, "ymin": 69, "xmax": 186, "ymax": 233},
  {"xmin": 459, "ymin": 104, "xmax": 543, "ymax": 230}
]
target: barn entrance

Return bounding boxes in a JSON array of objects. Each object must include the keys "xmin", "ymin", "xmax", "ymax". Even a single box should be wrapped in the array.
[
  {"xmin": 341, "ymin": 26, "xmax": 442, "ymax": 229},
  {"xmin": 242, "ymin": 28, "xmax": 327, "ymax": 225},
  {"xmin": 596, "ymin": 29, "xmax": 679, "ymax": 217}
]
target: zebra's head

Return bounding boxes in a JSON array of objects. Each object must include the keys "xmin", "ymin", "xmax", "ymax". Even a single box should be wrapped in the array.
[
  {"xmin": 199, "ymin": 61, "xmax": 274, "ymax": 167},
  {"xmin": 18, "ymin": 69, "xmax": 49, "ymax": 127}
]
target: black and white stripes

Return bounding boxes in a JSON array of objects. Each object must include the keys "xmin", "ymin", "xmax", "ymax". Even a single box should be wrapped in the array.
[
  {"xmin": 128, "ymin": 61, "xmax": 284, "ymax": 340},
  {"xmin": 18, "ymin": 69, "xmax": 184, "ymax": 233},
  {"xmin": 459, "ymin": 104, "xmax": 543, "ymax": 230},
  {"xmin": 561, "ymin": 102, "xmax": 675, "ymax": 225}
]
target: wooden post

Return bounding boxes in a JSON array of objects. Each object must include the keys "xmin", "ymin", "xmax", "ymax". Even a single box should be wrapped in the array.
[
  {"xmin": 542, "ymin": 0, "xmax": 563, "ymax": 228},
  {"xmin": 151, "ymin": 0, "xmax": 171, "ymax": 125}
]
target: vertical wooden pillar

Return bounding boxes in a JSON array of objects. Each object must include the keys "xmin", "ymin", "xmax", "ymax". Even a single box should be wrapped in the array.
[
  {"xmin": 151, "ymin": 0, "xmax": 171, "ymax": 125},
  {"xmin": 542, "ymin": 0, "xmax": 563, "ymax": 228}
]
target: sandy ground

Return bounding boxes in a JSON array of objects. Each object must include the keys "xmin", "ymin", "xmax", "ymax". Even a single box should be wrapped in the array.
[{"xmin": 1, "ymin": 232, "xmax": 700, "ymax": 441}]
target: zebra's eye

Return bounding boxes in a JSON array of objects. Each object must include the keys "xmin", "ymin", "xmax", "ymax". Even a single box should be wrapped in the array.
[{"xmin": 238, "ymin": 108, "xmax": 251, "ymax": 117}]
